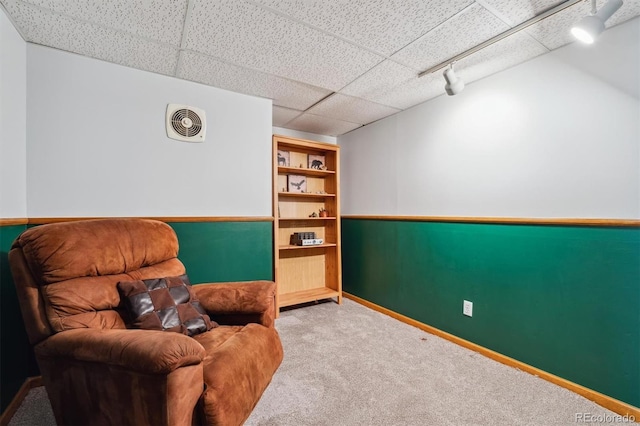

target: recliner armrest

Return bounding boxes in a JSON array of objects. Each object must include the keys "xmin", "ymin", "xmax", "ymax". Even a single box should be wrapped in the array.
[
  {"xmin": 35, "ymin": 328, "xmax": 205, "ymax": 374},
  {"xmin": 193, "ymin": 281, "xmax": 277, "ymax": 328}
]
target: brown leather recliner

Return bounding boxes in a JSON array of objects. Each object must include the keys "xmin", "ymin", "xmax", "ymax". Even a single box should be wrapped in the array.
[{"xmin": 8, "ymin": 218, "xmax": 283, "ymax": 425}]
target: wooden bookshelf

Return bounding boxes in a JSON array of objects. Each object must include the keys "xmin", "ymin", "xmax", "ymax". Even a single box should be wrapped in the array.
[{"xmin": 273, "ymin": 135, "xmax": 342, "ymax": 312}]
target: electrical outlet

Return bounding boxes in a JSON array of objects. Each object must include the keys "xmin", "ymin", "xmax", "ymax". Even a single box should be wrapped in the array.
[{"xmin": 463, "ymin": 300, "xmax": 473, "ymax": 317}]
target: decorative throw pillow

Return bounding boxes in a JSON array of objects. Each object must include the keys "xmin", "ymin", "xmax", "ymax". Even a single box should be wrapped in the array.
[{"xmin": 117, "ymin": 274, "xmax": 216, "ymax": 336}]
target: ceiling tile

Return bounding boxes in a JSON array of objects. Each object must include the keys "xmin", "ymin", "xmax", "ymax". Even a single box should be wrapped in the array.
[
  {"xmin": 525, "ymin": 0, "xmax": 640, "ymax": 50},
  {"xmin": 340, "ymin": 60, "xmax": 417, "ymax": 103},
  {"xmin": 392, "ymin": 3, "xmax": 510, "ymax": 72},
  {"xmin": 4, "ymin": 1, "xmax": 178, "ymax": 75},
  {"xmin": 307, "ymin": 93, "xmax": 400, "ymax": 125},
  {"xmin": 177, "ymin": 50, "xmax": 331, "ymax": 110},
  {"xmin": 273, "ymin": 106, "xmax": 302, "ymax": 127},
  {"xmin": 16, "ymin": 0, "xmax": 187, "ymax": 45},
  {"xmin": 364, "ymin": 72, "xmax": 445, "ymax": 110},
  {"xmin": 284, "ymin": 113, "xmax": 362, "ymax": 136},
  {"xmin": 183, "ymin": 0, "xmax": 383, "ymax": 91},
  {"xmin": 250, "ymin": 0, "xmax": 474, "ymax": 56},
  {"xmin": 455, "ymin": 31, "xmax": 549, "ymax": 84},
  {"xmin": 361, "ymin": 30, "xmax": 548, "ymax": 111},
  {"xmin": 3, "ymin": 0, "xmax": 637, "ymax": 136},
  {"xmin": 478, "ymin": 0, "xmax": 565, "ymax": 26}
]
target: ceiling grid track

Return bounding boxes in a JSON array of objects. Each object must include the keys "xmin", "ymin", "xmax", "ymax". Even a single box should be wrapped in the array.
[
  {"xmin": 173, "ymin": 0, "xmax": 196, "ymax": 77},
  {"xmin": 244, "ymin": 0, "xmax": 390, "ymax": 60},
  {"xmin": 8, "ymin": 0, "xmax": 178, "ymax": 49}
]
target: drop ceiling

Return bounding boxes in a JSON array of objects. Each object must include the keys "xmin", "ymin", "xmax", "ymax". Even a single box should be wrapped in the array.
[{"xmin": 2, "ymin": 0, "xmax": 638, "ymax": 136}]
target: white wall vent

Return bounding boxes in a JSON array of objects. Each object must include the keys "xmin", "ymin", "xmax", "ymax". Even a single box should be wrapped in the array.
[{"xmin": 166, "ymin": 104, "xmax": 206, "ymax": 142}]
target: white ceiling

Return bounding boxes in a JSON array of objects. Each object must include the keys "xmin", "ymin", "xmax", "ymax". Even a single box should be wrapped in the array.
[{"xmin": 2, "ymin": 0, "xmax": 639, "ymax": 136}]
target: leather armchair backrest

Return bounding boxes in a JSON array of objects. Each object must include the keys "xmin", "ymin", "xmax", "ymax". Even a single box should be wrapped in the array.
[{"xmin": 9, "ymin": 219, "xmax": 186, "ymax": 343}]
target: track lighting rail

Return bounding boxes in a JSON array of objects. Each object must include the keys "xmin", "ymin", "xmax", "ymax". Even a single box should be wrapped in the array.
[{"xmin": 418, "ymin": 0, "xmax": 583, "ymax": 78}]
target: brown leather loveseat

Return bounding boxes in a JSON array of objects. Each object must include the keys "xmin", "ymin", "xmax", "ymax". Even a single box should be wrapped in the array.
[{"xmin": 9, "ymin": 218, "xmax": 283, "ymax": 425}]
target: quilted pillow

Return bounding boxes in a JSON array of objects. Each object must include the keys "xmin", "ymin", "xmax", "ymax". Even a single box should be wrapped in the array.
[{"xmin": 117, "ymin": 274, "xmax": 216, "ymax": 336}]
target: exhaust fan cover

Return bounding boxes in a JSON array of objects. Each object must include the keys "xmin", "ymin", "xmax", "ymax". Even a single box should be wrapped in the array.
[{"xmin": 166, "ymin": 104, "xmax": 206, "ymax": 142}]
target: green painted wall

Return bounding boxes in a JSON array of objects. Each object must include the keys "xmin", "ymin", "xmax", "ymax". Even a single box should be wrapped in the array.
[
  {"xmin": 0, "ymin": 224, "xmax": 37, "ymax": 412},
  {"xmin": 342, "ymin": 218, "xmax": 640, "ymax": 407},
  {"xmin": 0, "ymin": 220, "xmax": 273, "ymax": 412},
  {"xmin": 169, "ymin": 221, "xmax": 273, "ymax": 284}
]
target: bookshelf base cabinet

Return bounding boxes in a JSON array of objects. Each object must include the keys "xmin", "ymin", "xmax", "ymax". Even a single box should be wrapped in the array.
[{"xmin": 273, "ymin": 135, "xmax": 342, "ymax": 312}]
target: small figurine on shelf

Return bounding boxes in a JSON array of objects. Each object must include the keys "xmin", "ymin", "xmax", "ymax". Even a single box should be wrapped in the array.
[
  {"xmin": 318, "ymin": 208, "xmax": 328, "ymax": 218},
  {"xmin": 309, "ymin": 212, "xmax": 318, "ymax": 218}
]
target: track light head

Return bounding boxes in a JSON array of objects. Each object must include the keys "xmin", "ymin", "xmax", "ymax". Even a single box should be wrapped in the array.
[
  {"xmin": 571, "ymin": 0, "xmax": 623, "ymax": 44},
  {"xmin": 443, "ymin": 66, "xmax": 464, "ymax": 96},
  {"xmin": 571, "ymin": 15, "xmax": 604, "ymax": 44}
]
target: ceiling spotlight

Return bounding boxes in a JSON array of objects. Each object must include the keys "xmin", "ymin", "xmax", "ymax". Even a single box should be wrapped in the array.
[
  {"xmin": 443, "ymin": 64, "xmax": 464, "ymax": 96},
  {"xmin": 571, "ymin": 0, "xmax": 623, "ymax": 44}
]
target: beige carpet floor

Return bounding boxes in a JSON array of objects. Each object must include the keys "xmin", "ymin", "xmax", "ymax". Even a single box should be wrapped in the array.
[{"xmin": 9, "ymin": 298, "xmax": 619, "ymax": 425}]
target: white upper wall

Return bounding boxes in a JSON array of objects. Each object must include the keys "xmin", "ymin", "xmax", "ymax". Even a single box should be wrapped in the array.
[
  {"xmin": 339, "ymin": 18, "xmax": 640, "ymax": 219},
  {"xmin": 26, "ymin": 44, "xmax": 272, "ymax": 217},
  {"xmin": 272, "ymin": 126, "xmax": 336, "ymax": 144},
  {"xmin": 0, "ymin": 8, "xmax": 27, "ymax": 219}
]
